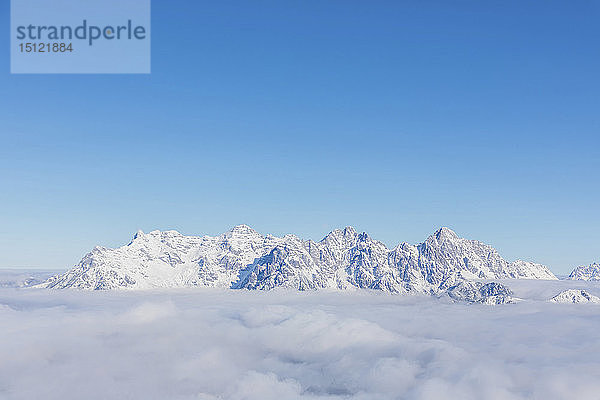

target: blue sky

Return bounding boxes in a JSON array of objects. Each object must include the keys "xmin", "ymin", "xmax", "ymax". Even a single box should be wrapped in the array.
[{"xmin": 1, "ymin": 1, "xmax": 598, "ymax": 274}]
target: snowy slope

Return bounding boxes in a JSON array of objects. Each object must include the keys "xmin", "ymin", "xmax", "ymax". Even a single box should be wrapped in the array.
[
  {"xmin": 37, "ymin": 226, "xmax": 557, "ymax": 293},
  {"xmin": 567, "ymin": 263, "xmax": 600, "ymax": 281}
]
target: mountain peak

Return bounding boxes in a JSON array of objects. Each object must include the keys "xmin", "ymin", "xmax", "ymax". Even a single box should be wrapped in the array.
[
  {"xmin": 128, "ymin": 230, "xmax": 146, "ymax": 245},
  {"xmin": 568, "ymin": 262, "xmax": 600, "ymax": 281},
  {"xmin": 228, "ymin": 224, "xmax": 258, "ymax": 235},
  {"xmin": 433, "ymin": 227, "xmax": 458, "ymax": 240},
  {"xmin": 321, "ymin": 226, "xmax": 358, "ymax": 242}
]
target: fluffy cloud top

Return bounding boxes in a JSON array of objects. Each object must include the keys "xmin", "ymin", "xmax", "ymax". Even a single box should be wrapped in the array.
[{"xmin": 1, "ymin": 280, "xmax": 600, "ymax": 399}]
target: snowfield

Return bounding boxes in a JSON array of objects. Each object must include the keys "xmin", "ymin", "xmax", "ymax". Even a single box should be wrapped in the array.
[{"xmin": 1, "ymin": 279, "xmax": 600, "ymax": 400}]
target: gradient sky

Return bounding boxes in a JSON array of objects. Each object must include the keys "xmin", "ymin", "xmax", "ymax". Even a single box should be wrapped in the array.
[{"xmin": 1, "ymin": 0, "xmax": 598, "ymax": 274}]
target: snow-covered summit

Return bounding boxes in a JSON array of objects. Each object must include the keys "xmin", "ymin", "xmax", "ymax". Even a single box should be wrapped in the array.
[
  {"xmin": 567, "ymin": 263, "xmax": 600, "ymax": 281},
  {"xmin": 433, "ymin": 226, "xmax": 459, "ymax": 241},
  {"xmin": 37, "ymin": 226, "xmax": 557, "ymax": 293}
]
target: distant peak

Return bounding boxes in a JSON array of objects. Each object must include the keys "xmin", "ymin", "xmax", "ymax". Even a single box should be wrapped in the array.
[
  {"xmin": 320, "ymin": 226, "xmax": 358, "ymax": 243},
  {"xmin": 229, "ymin": 224, "xmax": 258, "ymax": 234},
  {"xmin": 433, "ymin": 227, "xmax": 458, "ymax": 240},
  {"xmin": 328, "ymin": 226, "xmax": 357, "ymax": 237}
]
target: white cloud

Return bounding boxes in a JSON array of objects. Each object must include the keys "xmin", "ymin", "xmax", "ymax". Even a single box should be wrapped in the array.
[{"xmin": 1, "ymin": 283, "xmax": 600, "ymax": 399}]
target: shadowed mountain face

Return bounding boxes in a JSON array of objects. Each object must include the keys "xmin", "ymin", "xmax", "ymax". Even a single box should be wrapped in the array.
[{"xmin": 38, "ymin": 226, "xmax": 557, "ymax": 292}]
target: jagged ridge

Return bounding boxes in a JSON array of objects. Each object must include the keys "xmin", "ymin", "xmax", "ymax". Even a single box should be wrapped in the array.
[
  {"xmin": 37, "ymin": 226, "xmax": 557, "ymax": 295},
  {"xmin": 567, "ymin": 263, "xmax": 600, "ymax": 281}
]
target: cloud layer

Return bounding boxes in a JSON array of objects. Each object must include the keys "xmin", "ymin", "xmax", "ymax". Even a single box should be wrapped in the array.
[{"xmin": 1, "ymin": 283, "xmax": 600, "ymax": 399}]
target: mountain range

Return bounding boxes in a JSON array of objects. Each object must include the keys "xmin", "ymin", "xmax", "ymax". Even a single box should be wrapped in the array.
[{"xmin": 38, "ymin": 226, "xmax": 557, "ymax": 297}]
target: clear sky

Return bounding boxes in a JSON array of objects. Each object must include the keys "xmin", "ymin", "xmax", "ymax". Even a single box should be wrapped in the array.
[{"xmin": 1, "ymin": 1, "xmax": 598, "ymax": 274}]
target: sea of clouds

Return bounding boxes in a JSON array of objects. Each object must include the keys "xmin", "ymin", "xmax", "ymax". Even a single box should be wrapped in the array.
[{"xmin": 1, "ymin": 274, "xmax": 600, "ymax": 400}]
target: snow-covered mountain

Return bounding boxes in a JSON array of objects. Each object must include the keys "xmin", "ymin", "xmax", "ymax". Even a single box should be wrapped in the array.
[
  {"xmin": 37, "ymin": 226, "xmax": 557, "ymax": 294},
  {"xmin": 40, "ymin": 225, "xmax": 279, "ymax": 290},
  {"xmin": 550, "ymin": 289, "xmax": 600, "ymax": 304},
  {"xmin": 567, "ymin": 263, "xmax": 600, "ymax": 281}
]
